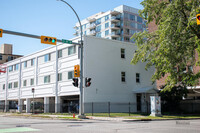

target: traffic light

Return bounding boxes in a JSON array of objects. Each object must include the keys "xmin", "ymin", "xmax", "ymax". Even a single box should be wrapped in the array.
[
  {"xmin": 41, "ymin": 35, "xmax": 57, "ymax": 45},
  {"xmin": 0, "ymin": 29, "xmax": 3, "ymax": 37},
  {"xmin": 197, "ymin": 14, "xmax": 200, "ymax": 25},
  {"xmin": 85, "ymin": 77, "xmax": 91, "ymax": 87},
  {"xmin": 72, "ymin": 78, "xmax": 78, "ymax": 87},
  {"xmin": 74, "ymin": 65, "xmax": 80, "ymax": 77}
]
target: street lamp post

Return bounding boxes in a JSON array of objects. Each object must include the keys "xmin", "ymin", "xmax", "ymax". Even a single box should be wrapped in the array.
[{"xmin": 57, "ymin": 0, "xmax": 84, "ymax": 117}]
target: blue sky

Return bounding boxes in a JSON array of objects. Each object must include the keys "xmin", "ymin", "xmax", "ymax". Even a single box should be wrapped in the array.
[{"xmin": 0, "ymin": 0, "xmax": 144, "ymax": 56}]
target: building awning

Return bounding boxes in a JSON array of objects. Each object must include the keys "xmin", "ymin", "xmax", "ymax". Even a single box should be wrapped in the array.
[{"xmin": 133, "ymin": 86, "xmax": 159, "ymax": 94}]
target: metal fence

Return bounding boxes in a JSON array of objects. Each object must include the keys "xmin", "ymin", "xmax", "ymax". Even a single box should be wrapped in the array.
[{"xmin": 84, "ymin": 102, "xmax": 151, "ymax": 115}]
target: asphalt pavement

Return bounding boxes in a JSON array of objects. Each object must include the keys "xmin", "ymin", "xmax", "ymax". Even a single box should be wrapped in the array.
[{"xmin": 0, "ymin": 115, "xmax": 200, "ymax": 133}]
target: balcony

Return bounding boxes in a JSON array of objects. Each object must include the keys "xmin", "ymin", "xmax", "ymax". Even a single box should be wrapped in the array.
[
  {"xmin": 88, "ymin": 23, "xmax": 96, "ymax": 29},
  {"xmin": 111, "ymin": 24, "xmax": 120, "ymax": 30},
  {"xmin": 111, "ymin": 16, "xmax": 120, "ymax": 22},
  {"xmin": 87, "ymin": 18, "xmax": 96, "ymax": 22},
  {"xmin": 110, "ymin": 10, "xmax": 120, "ymax": 16},
  {"xmin": 111, "ymin": 31, "xmax": 120, "ymax": 37},
  {"xmin": 89, "ymin": 30, "xmax": 96, "ymax": 36}
]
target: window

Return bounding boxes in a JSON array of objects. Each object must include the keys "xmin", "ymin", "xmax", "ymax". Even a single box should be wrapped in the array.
[
  {"xmin": 136, "ymin": 73, "xmax": 140, "ymax": 83},
  {"xmin": 68, "ymin": 71, "xmax": 73, "ymax": 80},
  {"xmin": 121, "ymin": 48, "xmax": 125, "ymax": 59},
  {"xmin": 129, "ymin": 14, "xmax": 135, "ymax": 21},
  {"xmin": 96, "ymin": 18, "xmax": 101, "ymax": 25},
  {"xmin": 105, "ymin": 30, "xmax": 109, "ymax": 36},
  {"xmin": 8, "ymin": 83, "xmax": 12, "ymax": 89},
  {"xmin": 3, "ymin": 84, "xmax": 5, "ymax": 90},
  {"xmin": 30, "ymin": 78, "xmax": 34, "ymax": 86},
  {"xmin": 121, "ymin": 72, "xmax": 126, "ymax": 82},
  {"xmin": 24, "ymin": 61, "xmax": 27, "ymax": 68},
  {"xmin": 124, "ymin": 13, "xmax": 129, "ymax": 19},
  {"xmin": 105, "ymin": 15, "xmax": 109, "ymax": 21},
  {"xmin": 130, "ymin": 22, "xmax": 135, "ymax": 28},
  {"xmin": 31, "ymin": 59, "xmax": 35, "ymax": 66},
  {"xmin": 124, "ymin": 37, "xmax": 130, "ymax": 42},
  {"xmin": 137, "ymin": 16, "xmax": 143, "ymax": 23},
  {"xmin": 58, "ymin": 50, "xmax": 62, "ymax": 58},
  {"xmin": 14, "ymin": 82, "xmax": 18, "ymax": 88},
  {"xmin": 0, "ymin": 54, "xmax": 2, "ymax": 60},
  {"xmin": 44, "ymin": 54, "xmax": 51, "ymax": 62},
  {"xmin": 58, "ymin": 73, "xmax": 62, "ymax": 81},
  {"xmin": 44, "ymin": 75, "xmax": 50, "ymax": 83},
  {"xmin": 8, "ymin": 56, "xmax": 14, "ymax": 61},
  {"xmin": 96, "ymin": 25, "xmax": 101, "ymax": 32},
  {"xmin": 23, "ymin": 80, "xmax": 27, "ymax": 87},
  {"xmin": 14, "ymin": 64, "xmax": 19, "ymax": 71},
  {"xmin": 105, "ymin": 22, "xmax": 109, "ymax": 29},
  {"xmin": 96, "ymin": 32, "xmax": 101, "ymax": 37},
  {"xmin": 68, "ymin": 46, "xmax": 76, "ymax": 55},
  {"xmin": 9, "ymin": 66, "xmax": 13, "ymax": 72},
  {"xmin": 137, "ymin": 24, "xmax": 143, "ymax": 30}
]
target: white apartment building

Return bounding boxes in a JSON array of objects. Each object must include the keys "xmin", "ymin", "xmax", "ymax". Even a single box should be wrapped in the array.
[
  {"xmin": 74, "ymin": 5, "xmax": 146, "ymax": 43},
  {"xmin": 0, "ymin": 36, "xmax": 157, "ymax": 113}
]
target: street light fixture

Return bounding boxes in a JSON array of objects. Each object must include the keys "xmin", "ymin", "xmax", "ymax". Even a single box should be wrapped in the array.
[{"xmin": 57, "ymin": 0, "xmax": 85, "ymax": 118}]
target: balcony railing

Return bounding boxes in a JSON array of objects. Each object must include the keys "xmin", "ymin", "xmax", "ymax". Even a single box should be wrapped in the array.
[
  {"xmin": 111, "ymin": 24, "xmax": 120, "ymax": 29},
  {"xmin": 111, "ymin": 16, "xmax": 121, "ymax": 22}
]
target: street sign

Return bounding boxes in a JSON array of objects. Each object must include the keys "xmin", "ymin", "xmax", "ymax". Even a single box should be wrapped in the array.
[{"xmin": 62, "ymin": 39, "xmax": 72, "ymax": 44}]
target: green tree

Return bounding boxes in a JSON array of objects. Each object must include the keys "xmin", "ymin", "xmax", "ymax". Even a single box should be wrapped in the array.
[{"xmin": 131, "ymin": 0, "xmax": 200, "ymax": 91}]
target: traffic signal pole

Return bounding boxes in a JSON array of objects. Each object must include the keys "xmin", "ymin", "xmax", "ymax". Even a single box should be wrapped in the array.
[{"xmin": 2, "ymin": 29, "xmax": 80, "ymax": 45}]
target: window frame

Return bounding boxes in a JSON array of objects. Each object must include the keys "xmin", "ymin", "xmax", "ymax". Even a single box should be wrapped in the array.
[
  {"xmin": 14, "ymin": 82, "xmax": 18, "ymax": 88},
  {"xmin": 44, "ymin": 75, "xmax": 51, "ymax": 83},
  {"xmin": 58, "ymin": 50, "xmax": 62, "ymax": 58},
  {"xmin": 136, "ymin": 73, "xmax": 140, "ymax": 83},
  {"xmin": 58, "ymin": 73, "xmax": 62, "ymax": 81},
  {"xmin": 121, "ymin": 72, "xmax": 126, "ymax": 82},
  {"xmin": 23, "ymin": 80, "xmax": 27, "ymax": 87},
  {"xmin": 121, "ymin": 48, "xmax": 125, "ymax": 59},
  {"xmin": 30, "ymin": 78, "xmax": 34, "ymax": 86}
]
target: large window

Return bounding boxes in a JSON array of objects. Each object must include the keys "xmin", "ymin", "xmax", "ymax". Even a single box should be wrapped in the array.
[
  {"xmin": 58, "ymin": 50, "xmax": 62, "ymax": 58},
  {"xmin": 96, "ymin": 32, "xmax": 101, "ymax": 38},
  {"xmin": 121, "ymin": 48, "xmax": 125, "ymax": 59},
  {"xmin": 137, "ymin": 16, "xmax": 143, "ymax": 23},
  {"xmin": 96, "ymin": 18, "xmax": 101, "ymax": 25},
  {"xmin": 24, "ymin": 61, "xmax": 27, "ymax": 68},
  {"xmin": 14, "ymin": 64, "xmax": 19, "ymax": 71},
  {"xmin": 31, "ymin": 59, "xmax": 35, "ymax": 66},
  {"xmin": 105, "ymin": 15, "xmax": 109, "ymax": 21},
  {"xmin": 44, "ymin": 75, "xmax": 50, "ymax": 83},
  {"xmin": 14, "ymin": 82, "xmax": 18, "ymax": 88},
  {"xmin": 68, "ymin": 46, "xmax": 76, "ymax": 55},
  {"xmin": 30, "ymin": 78, "xmax": 34, "ymax": 86},
  {"xmin": 105, "ymin": 22, "xmax": 109, "ymax": 29},
  {"xmin": 68, "ymin": 71, "xmax": 73, "ymax": 80},
  {"xmin": 121, "ymin": 72, "xmax": 126, "ymax": 82},
  {"xmin": 136, "ymin": 73, "xmax": 140, "ymax": 83},
  {"xmin": 58, "ymin": 73, "xmax": 62, "ymax": 81},
  {"xmin": 23, "ymin": 80, "xmax": 27, "ymax": 87},
  {"xmin": 44, "ymin": 54, "xmax": 51, "ymax": 62},
  {"xmin": 96, "ymin": 25, "xmax": 101, "ymax": 32},
  {"xmin": 105, "ymin": 30, "xmax": 109, "ymax": 36},
  {"xmin": 129, "ymin": 14, "xmax": 135, "ymax": 21},
  {"xmin": 8, "ymin": 83, "xmax": 12, "ymax": 89},
  {"xmin": 9, "ymin": 66, "xmax": 13, "ymax": 72},
  {"xmin": 3, "ymin": 84, "xmax": 5, "ymax": 90}
]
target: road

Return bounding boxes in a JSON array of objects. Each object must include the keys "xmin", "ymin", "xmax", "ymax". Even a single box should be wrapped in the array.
[{"xmin": 0, "ymin": 116, "xmax": 200, "ymax": 133}]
